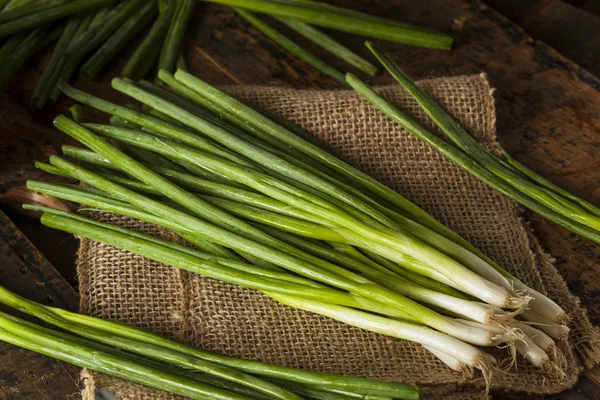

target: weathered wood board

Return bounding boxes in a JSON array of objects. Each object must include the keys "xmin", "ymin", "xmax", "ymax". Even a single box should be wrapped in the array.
[
  {"xmin": 0, "ymin": 209, "xmax": 81, "ymax": 399},
  {"xmin": 485, "ymin": 0, "xmax": 600, "ymax": 79},
  {"xmin": 0, "ymin": 0, "xmax": 599, "ymax": 398}
]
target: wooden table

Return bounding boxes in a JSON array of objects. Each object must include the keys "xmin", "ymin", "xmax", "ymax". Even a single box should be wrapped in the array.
[{"xmin": 0, "ymin": 0, "xmax": 599, "ymax": 398}]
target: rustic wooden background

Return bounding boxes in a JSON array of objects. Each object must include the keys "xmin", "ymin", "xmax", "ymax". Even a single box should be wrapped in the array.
[{"xmin": 0, "ymin": 0, "xmax": 599, "ymax": 398}]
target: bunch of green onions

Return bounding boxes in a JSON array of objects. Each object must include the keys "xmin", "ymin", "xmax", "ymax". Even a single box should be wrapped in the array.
[
  {"xmin": 26, "ymin": 66, "xmax": 569, "ymax": 385},
  {"xmin": 0, "ymin": 285, "xmax": 420, "ymax": 399},
  {"xmin": 0, "ymin": 0, "xmax": 453, "ymax": 106},
  {"xmin": 347, "ymin": 42, "xmax": 600, "ymax": 247},
  {"xmin": 0, "ymin": 0, "xmax": 194, "ymax": 108}
]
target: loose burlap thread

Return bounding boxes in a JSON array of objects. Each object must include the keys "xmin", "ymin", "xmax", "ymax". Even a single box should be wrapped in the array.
[{"xmin": 77, "ymin": 74, "xmax": 600, "ymax": 399}]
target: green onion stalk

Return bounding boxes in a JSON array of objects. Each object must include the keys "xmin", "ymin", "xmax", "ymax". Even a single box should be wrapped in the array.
[
  {"xmin": 58, "ymin": 78, "xmax": 529, "ymax": 310},
  {"xmin": 0, "ymin": 286, "xmax": 422, "ymax": 399},
  {"xmin": 26, "ymin": 161, "xmax": 527, "ymax": 373},
  {"xmin": 122, "ymin": 1, "xmax": 175, "ymax": 80},
  {"xmin": 364, "ymin": 41, "xmax": 600, "ymax": 238},
  {"xmin": 37, "ymin": 147, "xmax": 490, "ymax": 308},
  {"xmin": 519, "ymin": 311, "xmax": 570, "ymax": 341},
  {"xmin": 197, "ymin": 0, "xmax": 455, "ymax": 50},
  {"xmin": 21, "ymin": 67, "xmax": 568, "ymax": 373},
  {"xmin": 31, "ymin": 12, "xmax": 85, "ymax": 109},
  {"xmin": 277, "ymin": 17, "xmax": 378, "ymax": 76},
  {"xmin": 158, "ymin": 0, "xmax": 194, "ymax": 73},
  {"xmin": 349, "ymin": 42, "xmax": 577, "ymax": 324},
  {"xmin": 153, "ymin": 68, "xmax": 524, "ymax": 295},
  {"xmin": 32, "ymin": 161, "xmax": 517, "ymax": 327},
  {"xmin": 27, "ymin": 182, "xmax": 521, "ymax": 374},
  {"xmin": 46, "ymin": 7, "xmax": 98, "ymax": 104},
  {"xmin": 39, "ymin": 153, "xmax": 513, "ymax": 326},
  {"xmin": 63, "ymin": 0, "xmax": 148, "ymax": 66},
  {"xmin": 496, "ymin": 145, "xmax": 600, "ymax": 219},
  {"xmin": 32, "ymin": 207, "xmax": 495, "ymax": 374},
  {"xmin": 0, "ymin": 316, "xmax": 253, "ymax": 400},
  {"xmin": 46, "ymin": 0, "xmax": 145, "ymax": 103},
  {"xmin": 75, "ymin": 74, "xmax": 568, "ymax": 328},
  {"xmin": 29, "ymin": 134, "xmax": 516, "ymax": 366},
  {"xmin": 235, "ymin": 8, "xmax": 346, "ymax": 84},
  {"xmin": 0, "ymin": 24, "xmax": 62, "ymax": 90},
  {"xmin": 79, "ymin": 1, "xmax": 158, "ymax": 78},
  {"xmin": 29, "ymin": 145, "xmax": 512, "ymax": 350},
  {"xmin": 75, "ymin": 117, "xmax": 524, "ymax": 314},
  {"xmin": 0, "ymin": 0, "xmax": 120, "ymax": 38}
]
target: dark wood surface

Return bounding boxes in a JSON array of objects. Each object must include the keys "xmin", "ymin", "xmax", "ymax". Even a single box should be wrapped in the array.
[
  {"xmin": 0, "ymin": 0, "xmax": 599, "ymax": 398},
  {"xmin": 0, "ymin": 209, "xmax": 81, "ymax": 399},
  {"xmin": 484, "ymin": 0, "xmax": 600, "ymax": 78}
]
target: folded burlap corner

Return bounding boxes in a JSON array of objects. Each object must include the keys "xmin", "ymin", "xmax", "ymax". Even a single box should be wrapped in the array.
[{"xmin": 76, "ymin": 74, "xmax": 600, "ymax": 400}]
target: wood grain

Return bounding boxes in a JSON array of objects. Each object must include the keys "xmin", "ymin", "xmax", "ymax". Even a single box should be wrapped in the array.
[
  {"xmin": 485, "ymin": 0, "xmax": 600, "ymax": 78},
  {"xmin": 0, "ymin": 0, "xmax": 598, "ymax": 398},
  {"xmin": 0, "ymin": 208, "xmax": 81, "ymax": 399}
]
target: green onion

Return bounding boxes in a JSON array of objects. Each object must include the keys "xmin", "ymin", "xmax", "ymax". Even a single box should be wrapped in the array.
[
  {"xmin": 265, "ymin": 0, "xmax": 431, "ymax": 32},
  {"xmin": 520, "ymin": 311, "xmax": 570, "ymax": 340},
  {"xmin": 265, "ymin": 291, "xmax": 491, "ymax": 371},
  {"xmin": 514, "ymin": 322, "xmax": 556, "ymax": 354},
  {"xmin": 0, "ymin": 34, "xmax": 26, "ymax": 67},
  {"xmin": 0, "ymin": 283, "xmax": 421, "ymax": 399},
  {"xmin": 365, "ymin": 41, "xmax": 600, "ymax": 235},
  {"xmin": 59, "ymin": 81, "xmax": 257, "ymax": 168},
  {"xmin": 0, "ymin": 282, "xmax": 305, "ymax": 400},
  {"xmin": 348, "ymin": 72, "xmax": 581, "ymax": 320},
  {"xmin": 65, "ymin": 0, "xmax": 147, "ymax": 62},
  {"xmin": 151, "ymin": 72, "xmax": 511, "ymax": 305},
  {"xmin": 122, "ymin": 2, "xmax": 175, "ymax": 79},
  {"xmin": 31, "ymin": 14, "xmax": 83, "ymax": 108},
  {"xmin": 158, "ymin": 0, "xmax": 194, "ymax": 73},
  {"xmin": 100, "ymin": 77, "xmax": 524, "ymax": 308},
  {"xmin": 82, "ymin": 86, "xmax": 394, "ymax": 228},
  {"xmin": 80, "ymin": 1, "xmax": 158, "ymax": 78},
  {"xmin": 39, "ymin": 68, "xmax": 569, "ymax": 377},
  {"xmin": 33, "ymin": 210, "xmax": 495, "ymax": 372},
  {"xmin": 154, "ymin": 72, "xmax": 350, "ymax": 182},
  {"xmin": 0, "ymin": 0, "xmax": 119, "ymax": 38},
  {"xmin": 36, "ymin": 158, "xmax": 506, "ymax": 356},
  {"xmin": 58, "ymin": 81, "xmax": 533, "ymax": 312},
  {"xmin": 0, "ymin": 25, "xmax": 61, "ymax": 90},
  {"xmin": 0, "ymin": 0, "xmax": 82, "ymax": 26},
  {"xmin": 278, "ymin": 18, "xmax": 378, "ymax": 76},
  {"xmin": 168, "ymin": 69, "xmax": 470, "ymax": 253},
  {"xmin": 353, "ymin": 43, "xmax": 594, "ymax": 322},
  {"xmin": 176, "ymin": 52, "xmax": 188, "ymax": 71},
  {"xmin": 256, "ymin": 225, "xmax": 510, "ymax": 325},
  {"xmin": 497, "ymin": 144, "xmax": 600, "ymax": 218},
  {"xmin": 27, "ymin": 179, "xmax": 240, "ymax": 261},
  {"xmin": 198, "ymin": 0, "xmax": 454, "ymax": 49},
  {"xmin": 235, "ymin": 8, "xmax": 346, "ymax": 84},
  {"xmin": 68, "ymin": 124, "xmax": 532, "ymax": 351},
  {"xmin": 46, "ymin": 8, "xmax": 97, "ymax": 104},
  {"xmin": 0, "ymin": 313, "xmax": 249, "ymax": 400}
]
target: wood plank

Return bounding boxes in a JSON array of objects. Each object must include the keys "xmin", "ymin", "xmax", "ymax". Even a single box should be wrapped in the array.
[
  {"xmin": 520, "ymin": 1, "xmax": 600, "ymax": 77},
  {"xmin": 582, "ymin": 0, "xmax": 600, "ymax": 15},
  {"xmin": 0, "ymin": 208, "xmax": 81, "ymax": 399},
  {"xmin": 483, "ymin": 0, "xmax": 600, "ymax": 79},
  {"xmin": 483, "ymin": 0, "xmax": 553, "ymax": 24}
]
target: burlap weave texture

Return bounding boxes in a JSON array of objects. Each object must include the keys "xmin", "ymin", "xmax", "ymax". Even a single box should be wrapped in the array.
[{"xmin": 77, "ymin": 74, "xmax": 599, "ymax": 399}]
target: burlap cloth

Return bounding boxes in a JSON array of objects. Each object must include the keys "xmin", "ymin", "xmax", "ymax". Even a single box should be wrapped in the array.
[{"xmin": 77, "ymin": 74, "xmax": 600, "ymax": 399}]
